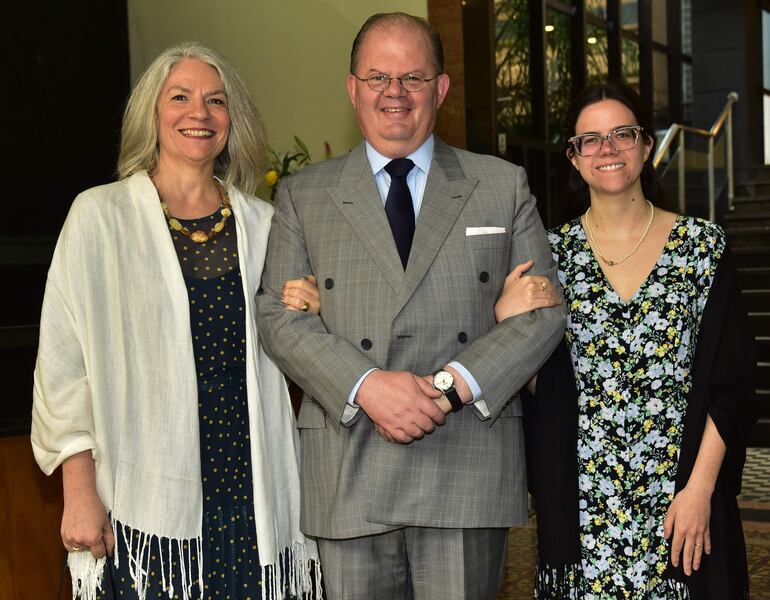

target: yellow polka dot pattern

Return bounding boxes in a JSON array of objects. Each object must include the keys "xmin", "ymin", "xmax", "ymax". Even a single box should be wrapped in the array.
[{"xmin": 98, "ymin": 211, "xmax": 271, "ymax": 598}]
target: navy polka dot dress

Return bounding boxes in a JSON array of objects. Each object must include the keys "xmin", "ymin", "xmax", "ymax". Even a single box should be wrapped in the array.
[{"xmin": 99, "ymin": 209, "xmax": 263, "ymax": 598}]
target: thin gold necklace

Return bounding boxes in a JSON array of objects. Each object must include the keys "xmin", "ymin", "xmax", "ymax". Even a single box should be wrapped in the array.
[
  {"xmin": 583, "ymin": 199, "xmax": 655, "ymax": 267},
  {"xmin": 160, "ymin": 179, "xmax": 232, "ymax": 243}
]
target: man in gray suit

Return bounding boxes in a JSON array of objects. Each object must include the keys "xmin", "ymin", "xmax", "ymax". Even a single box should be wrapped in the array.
[{"xmin": 256, "ymin": 12, "xmax": 565, "ymax": 599}]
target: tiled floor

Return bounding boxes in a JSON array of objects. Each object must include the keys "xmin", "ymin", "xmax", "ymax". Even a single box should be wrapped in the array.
[
  {"xmin": 740, "ymin": 447, "xmax": 770, "ymax": 533},
  {"xmin": 497, "ymin": 446, "xmax": 770, "ymax": 599},
  {"xmin": 740, "ymin": 447, "xmax": 770, "ymax": 503}
]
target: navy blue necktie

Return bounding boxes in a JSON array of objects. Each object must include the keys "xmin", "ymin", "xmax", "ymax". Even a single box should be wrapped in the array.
[{"xmin": 384, "ymin": 158, "xmax": 416, "ymax": 269}]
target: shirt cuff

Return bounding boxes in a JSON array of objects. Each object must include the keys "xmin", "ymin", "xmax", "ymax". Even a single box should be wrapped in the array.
[
  {"xmin": 446, "ymin": 361, "xmax": 481, "ymax": 399},
  {"xmin": 446, "ymin": 361, "xmax": 490, "ymax": 420},
  {"xmin": 342, "ymin": 368, "xmax": 379, "ymax": 426}
]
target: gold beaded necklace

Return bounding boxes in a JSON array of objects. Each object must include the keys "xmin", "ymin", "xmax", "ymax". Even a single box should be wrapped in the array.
[
  {"xmin": 583, "ymin": 199, "xmax": 655, "ymax": 267},
  {"xmin": 160, "ymin": 179, "xmax": 232, "ymax": 243}
]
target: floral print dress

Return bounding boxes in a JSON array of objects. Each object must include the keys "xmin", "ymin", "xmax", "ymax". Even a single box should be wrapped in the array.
[{"xmin": 540, "ymin": 216, "xmax": 725, "ymax": 599}]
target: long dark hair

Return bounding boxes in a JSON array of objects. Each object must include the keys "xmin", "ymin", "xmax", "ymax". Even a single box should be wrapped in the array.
[{"xmin": 562, "ymin": 82, "xmax": 671, "ymax": 219}]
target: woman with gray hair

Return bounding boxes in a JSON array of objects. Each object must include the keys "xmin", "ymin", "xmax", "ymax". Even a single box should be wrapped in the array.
[{"xmin": 31, "ymin": 43, "xmax": 321, "ymax": 599}]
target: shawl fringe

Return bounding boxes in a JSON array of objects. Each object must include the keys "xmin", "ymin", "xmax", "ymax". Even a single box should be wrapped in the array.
[
  {"xmin": 67, "ymin": 552, "xmax": 106, "ymax": 600},
  {"xmin": 69, "ymin": 518, "xmax": 322, "ymax": 600},
  {"xmin": 261, "ymin": 542, "xmax": 323, "ymax": 600},
  {"xmin": 113, "ymin": 517, "xmax": 203, "ymax": 600}
]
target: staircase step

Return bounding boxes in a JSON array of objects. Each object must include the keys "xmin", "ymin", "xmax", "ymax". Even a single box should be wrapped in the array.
[
  {"xmin": 742, "ymin": 290, "xmax": 770, "ymax": 312},
  {"xmin": 758, "ymin": 363, "xmax": 770, "ymax": 389},
  {"xmin": 730, "ymin": 196, "xmax": 770, "ymax": 212},
  {"xmin": 724, "ymin": 211, "xmax": 770, "ymax": 228},
  {"xmin": 726, "ymin": 226, "xmax": 770, "ymax": 247},
  {"xmin": 758, "ymin": 336, "xmax": 770, "ymax": 359},
  {"xmin": 748, "ymin": 417, "xmax": 770, "ymax": 447},
  {"xmin": 738, "ymin": 268, "xmax": 770, "ymax": 290},
  {"xmin": 754, "ymin": 390, "xmax": 770, "ymax": 420},
  {"xmin": 732, "ymin": 247, "xmax": 770, "ymax": 268},
  {"xmin": 725, "ymin": 209, "xmax": 770, "ymax": 219},
  {"xmin": 738, "ymin": 181, "xmax": 770, "ymax": 197},
  {"xmin": 750, "ymin": 313, "xmax": 770, "ymax": 336},
  {"xmin": 739, "ymin": 166, "xmax": 770, "ymax": 183}
]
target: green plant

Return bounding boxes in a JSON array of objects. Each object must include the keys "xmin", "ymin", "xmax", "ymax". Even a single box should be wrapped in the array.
[{"xmin": 263, "ymin": 136, "xmax": 312, "ymax": 200}]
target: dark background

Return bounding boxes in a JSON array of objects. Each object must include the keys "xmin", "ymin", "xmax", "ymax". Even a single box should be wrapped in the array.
[{"xmin": 1, "ymin": 0, "xmax": 130, "ymax": 434}]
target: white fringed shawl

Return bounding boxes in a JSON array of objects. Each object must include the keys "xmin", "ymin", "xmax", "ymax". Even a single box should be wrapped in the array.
[{"xmin": 31, "ymin": 171, "xmax": 320, "ymax": 599}]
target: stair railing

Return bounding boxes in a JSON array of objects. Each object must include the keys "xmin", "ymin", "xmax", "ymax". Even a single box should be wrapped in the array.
[{"xmin": 653, "ymin": 92, "xmax": 739, "ymax": 222}]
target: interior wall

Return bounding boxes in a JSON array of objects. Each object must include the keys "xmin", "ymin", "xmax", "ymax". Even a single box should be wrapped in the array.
[{"xmin": 128, "ymin": 0, "xmax": 427, "ymax": 187}]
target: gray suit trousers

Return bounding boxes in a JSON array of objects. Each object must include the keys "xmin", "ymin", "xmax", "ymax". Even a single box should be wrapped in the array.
[{"xmin": 318, "ymin": 527, "xmax": 509, "ymax": 600}]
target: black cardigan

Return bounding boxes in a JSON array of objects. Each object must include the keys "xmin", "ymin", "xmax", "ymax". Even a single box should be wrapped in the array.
[{"xmin": 523, "ymin": 248, "xmax": 758, "ymax": 599}]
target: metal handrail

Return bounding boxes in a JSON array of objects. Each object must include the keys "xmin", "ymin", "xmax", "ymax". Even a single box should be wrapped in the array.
[{"xmin": 652, "ymin": 92, "xmax": 739, "ymax": 221}]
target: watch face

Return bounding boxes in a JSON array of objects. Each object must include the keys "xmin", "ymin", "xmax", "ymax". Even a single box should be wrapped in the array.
[{"xmin": 433, "ymin": 370, "xmax": 454, "ymax": 391}]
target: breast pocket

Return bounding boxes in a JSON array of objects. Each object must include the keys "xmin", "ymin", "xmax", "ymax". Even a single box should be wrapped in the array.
[
  {"xmin": 465, "ymin": 233, "xmax": 510, "ymax": 289},
  {"xmin": 465, "ymin": 232, "xmax": 510, "ymax": 251}
]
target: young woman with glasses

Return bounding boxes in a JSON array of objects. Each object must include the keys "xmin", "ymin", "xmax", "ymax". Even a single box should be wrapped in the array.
[{"xmin": 494, "ymin": 82, "xmax": 757, "ymax": 599}]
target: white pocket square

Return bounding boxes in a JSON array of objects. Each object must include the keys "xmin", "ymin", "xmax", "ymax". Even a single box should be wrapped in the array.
[{"xmin": 465, "ymin": 226, "xmax": 507, "ymax": 236}]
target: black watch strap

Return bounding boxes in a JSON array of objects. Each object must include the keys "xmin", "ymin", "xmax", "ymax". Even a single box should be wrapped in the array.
[{"xmin": 444, "ymin": 388, "xmax": 464, "ymax": 413}]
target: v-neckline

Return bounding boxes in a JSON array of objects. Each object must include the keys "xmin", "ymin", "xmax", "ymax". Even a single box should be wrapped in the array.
[{"xmin": 581, "ymin": 214, "xmax": 683, "ymax": 305}]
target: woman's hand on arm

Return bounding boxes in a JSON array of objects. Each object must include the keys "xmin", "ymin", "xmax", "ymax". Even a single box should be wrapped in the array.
[
  {"xmin": 494, "ymin": 260, "xmax": 561, "ymax": 323},
  {"xmin": 663, "ymin": 414, "xmax": 726, "ymax": 575},
  {"xmin": 61, "ymin": 451, "xmax": 115, "ymax": 559},
  {"xmin": 282, "ymin": 275, "xmax": 320, "ymax": 315}
]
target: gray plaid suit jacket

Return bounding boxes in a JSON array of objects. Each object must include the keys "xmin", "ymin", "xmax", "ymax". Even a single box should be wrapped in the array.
[{"xmin": 255, "ymin": 138, "xmax": 566, "ymax": 539}]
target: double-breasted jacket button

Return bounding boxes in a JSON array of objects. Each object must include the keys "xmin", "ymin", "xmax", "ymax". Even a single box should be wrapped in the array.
[
  {"xmin": 325, "ymin": 278, "xmax": 334, "ymax": 289},
  {"xmin": 360, "ymin": 338, "xmax": 372, "ymax": 350},
  {"xmin": 458, "ymin": 332, "xmax": 468, "ymax": 343},
  {"xmin": 479, "ymin": 271, "xmax": 489, "ymax": 283}
]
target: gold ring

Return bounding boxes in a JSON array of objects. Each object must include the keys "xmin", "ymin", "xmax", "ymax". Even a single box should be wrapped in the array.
[
  {"xmin": 300, "ymin": 301, "xmax": 310, "ymax": 312},
  {"xmin": 70, "ymin": 546, "xmax": 84, "ymax": 552},
  {"xmin": 695, "ymin": 543, "xmax": 703, "ymax": 548},
  {"xmin": 541, "ymin": 281, "xmax": 547, "ymax": 291}
]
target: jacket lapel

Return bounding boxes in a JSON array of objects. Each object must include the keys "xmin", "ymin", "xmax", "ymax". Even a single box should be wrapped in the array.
[
  {"xmin": 327, "ymin": 144, "xmax": 405, "ymax": 293},
  {"xmin": 396, "ymin": 139, "xmax": 478, "ymax": 314}
]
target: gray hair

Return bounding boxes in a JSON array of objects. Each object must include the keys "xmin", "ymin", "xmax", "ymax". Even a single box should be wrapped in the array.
[{"xmin": 117, "ymin": 42, "xmax": 266, "ymax": 196}]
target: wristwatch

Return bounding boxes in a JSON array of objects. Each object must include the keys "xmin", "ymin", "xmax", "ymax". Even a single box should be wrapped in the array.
[{"xmin": 432, "ymin": 370, "xmax": 463, "ymax": 413}]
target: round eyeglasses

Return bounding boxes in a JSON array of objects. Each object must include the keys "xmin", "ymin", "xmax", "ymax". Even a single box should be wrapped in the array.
[
  {"xmin": 351, "ymin": 72, "xmax": 439, "ymax": 93},
  {"xmin": 568, "ymin": 125, "xmax": 644, "ymax": 157}
]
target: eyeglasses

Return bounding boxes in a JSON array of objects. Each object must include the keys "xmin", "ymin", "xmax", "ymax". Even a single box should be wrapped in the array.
[
  {"xmin": 568, "ymin": 125, "xmax": 644, "ymax": 157},
  {"xmin": 351, "ymin": 72, "xmax": 439, "ymax": 93}
]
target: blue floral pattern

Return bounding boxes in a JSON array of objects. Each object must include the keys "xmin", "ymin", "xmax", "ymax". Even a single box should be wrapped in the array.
[{"xmin": 542, "ymin": 215, "xmax": 724, "ymax": 599}]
